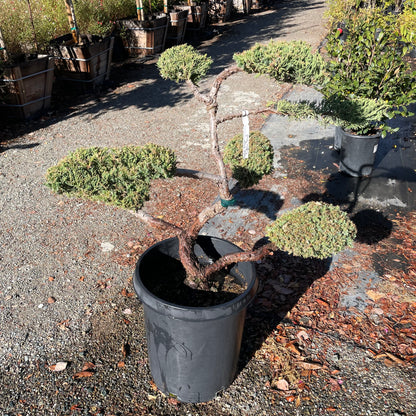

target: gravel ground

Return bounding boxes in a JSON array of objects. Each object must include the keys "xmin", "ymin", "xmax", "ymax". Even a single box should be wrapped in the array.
[{"xmin": 1, "ymin": 1, "xmax": 415, "ymax": 415}]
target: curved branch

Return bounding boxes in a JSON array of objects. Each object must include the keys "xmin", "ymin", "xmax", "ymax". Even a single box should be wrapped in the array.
[
  {"xmin": 203, "ymin": 242, "xmax": 275, "ymax": 279},
  {"xmin": 132, "ymin": 210, "xmax": 182, "ymax": 233},
  {"xmin": 209, "ymin": 65, "xmax": 242, "ymax": 101},
  {"xmin": 217, "ymin": 107, "xmax": 276, "ymax": 125},
  {"xmin": 175, "ymin": 168, "xmax": 225, "ymax": 183},
  {"xmin": 186, "ymin": 79, "xmax": 211, "ymax": 105}
]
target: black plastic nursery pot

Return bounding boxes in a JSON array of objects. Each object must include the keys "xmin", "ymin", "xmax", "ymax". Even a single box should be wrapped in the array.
[
  {"xmin": 336, "ymin": 126, "xmax": 381, "ymax": 177},
  {"xmin": 133, "ymin": 235, "xmax": 258, "ymax": 403}
]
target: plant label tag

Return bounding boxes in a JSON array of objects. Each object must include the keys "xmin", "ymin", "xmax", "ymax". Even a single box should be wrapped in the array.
[
  {"xmin": 242, "ymin": 110, "xmax": 249, "ymax": 159},
  {"xmin": 373, "ymin": 144, "xmax": 378, "ymax": 153}
]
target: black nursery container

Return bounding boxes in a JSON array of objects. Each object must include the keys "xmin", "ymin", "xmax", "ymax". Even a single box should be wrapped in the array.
[
  {"xmin": 337, "ymin": 126, "xmax": 381, "ymax": 177},
  {"xmin": 133, "ymin": 235, "xmax": 258, "ymax": 403}
]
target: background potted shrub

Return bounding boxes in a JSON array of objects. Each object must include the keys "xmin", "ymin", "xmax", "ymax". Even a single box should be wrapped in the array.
[
  {"xmin": 45, "ymin": 42, "xmax": 356, "ymax": 403},
  {"xmin": 117, "ymin": 0, "xmax": 169, "ymax": 57},
  {"xmin": 268, "ymin": 4, "xmax": 416, "ymax": 177},
  {"xmin": 0, "ymin": 0, "xmax": 59, "ymax": 120},
  {"xmin": 322, "ymin": 4, "xmax": 416, "ymax": 176},
  {"xmin": 166, "ymin": 7, "xmax": 189, "ymax": 47}
]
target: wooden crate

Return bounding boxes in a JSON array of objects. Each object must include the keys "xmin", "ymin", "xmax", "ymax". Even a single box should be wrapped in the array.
[
  {"xmin": 118, "ymin": 15, "xmax": 168, "ymax": 57},
  {"xmin": 176, "ymin": 2, "xmax": 208, "ymax": 31},
  {"xmin": 50, "ymin": 34, "xmax": 114, "ymax": 89},
  {"xmin": 0, "ymin": 54, "xmax": 54, "ymax": 120},
  {"xmin": 166, "ymin": 9, "xmax": 189, "ymax": 47}
]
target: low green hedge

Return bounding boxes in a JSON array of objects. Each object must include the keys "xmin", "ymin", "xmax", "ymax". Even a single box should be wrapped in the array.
[{"xmin": 45, "ymin": 143, "xmax": 176, "ymax": 210}]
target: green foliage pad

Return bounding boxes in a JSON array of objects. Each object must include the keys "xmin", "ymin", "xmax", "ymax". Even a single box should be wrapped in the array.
[
  {"xmin": 45, "ymin": 144, "xmax": 176, "ymax": 210},
  {"xmin": 266, "ymin": 202, "xmax": 357, "ymax": 259},
  {"xmin": 223, "ymin": 131, "xmax": 274, "ymax": 188},
  {"xmin": 157, "ymin": 44, "xmax": 213, "ymax": 84},
  {"xmin": 234, "ymin": 40, "xmax": 327, "ymax": 86}
]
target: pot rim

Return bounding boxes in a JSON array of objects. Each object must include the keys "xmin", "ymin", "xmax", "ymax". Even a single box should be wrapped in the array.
[
  {"xmin": 336, "ymin": 125, "xmax": 381, "ymax": 139},
  {"xmin": 133, "ymin": 236, "xmax": 258, "ymax": 320}
]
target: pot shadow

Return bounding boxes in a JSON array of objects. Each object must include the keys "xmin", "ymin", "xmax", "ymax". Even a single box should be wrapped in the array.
[
  {"xmin": 238, "ymin": 245, "xmax": 332, "ymax": 374},
  {"xmin": 279, "ymin": 132, "xmax": 416, "ymax": 214},
  {"xmin": 237, "ymin": 201, "xmax": 393, "ymax": 374}
]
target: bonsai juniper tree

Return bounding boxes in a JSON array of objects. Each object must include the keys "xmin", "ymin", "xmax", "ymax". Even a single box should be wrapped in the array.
[{"xmin": 46, "ymin": 41, "xmax": 357, "ymax": 291}]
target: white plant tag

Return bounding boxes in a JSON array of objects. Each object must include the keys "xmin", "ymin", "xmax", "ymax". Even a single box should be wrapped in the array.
[{"xmin": 242, "ymin": 110, "xmax": 250, "ymax": 159}]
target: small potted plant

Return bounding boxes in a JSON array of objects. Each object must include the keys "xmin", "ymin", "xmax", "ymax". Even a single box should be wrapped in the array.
[
  {"xmin": 0, "ymin": 0, "xmax": 57, "ymax": 120},
  {"xmin": 45, "ymin": 42, "xmax": 357, "ymax": 403}
]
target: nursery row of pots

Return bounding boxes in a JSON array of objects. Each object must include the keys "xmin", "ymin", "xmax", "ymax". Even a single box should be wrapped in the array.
[
  {"xmin": 0, "ymin": 0, "xmax": 266, "ymax": 121},
  {"xmin": 0, "ymin": 3, "xmax": 208, "ymax": 121}
]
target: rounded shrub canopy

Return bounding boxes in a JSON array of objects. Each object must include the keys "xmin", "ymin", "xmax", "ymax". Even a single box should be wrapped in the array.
[
  {"xmin": 223, "ymin": 131, "xmax": 274, "ymax": 188},
  {"xmin": 157, "ymin": 44, "xmax": 213, "ymax": 84},
  {"xmin": 45, "ymin": 144, "xmax": 176, "ymax": 210},
  {"xmin": 266, "ymin": 202, "xmax": 357, "ymax": 259}
]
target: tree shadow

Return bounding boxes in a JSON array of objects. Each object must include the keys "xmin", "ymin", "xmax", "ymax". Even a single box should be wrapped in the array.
[
  {"xmin": 238, "ymin": 245, "xmax": 331, "ymax": 373},
  {"xmin": 1, "ymin": 0, "xmax": 326, "ymax": 139},
  {"xmin": 351, "ymin": 209, "xmax": 393, "ymax": 245},
  {"xmin": 278, "ymin": 131, "xmax": 416, "ymax": 214},
  {"xmin": 0, "ymin": 142, "xmax": 39, "ymax": 154},
  {"xmin": 232, "ymin": 187, "xmax": 284, "ymax": 220}
]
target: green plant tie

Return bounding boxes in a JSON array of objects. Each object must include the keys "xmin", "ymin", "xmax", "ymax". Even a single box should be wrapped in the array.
[
  {"xmin": 70, "ymin": 27, "xmax": 77, "ymax": 31},
  {"xmin": 137, "ymin": 7, "xmax": 143, "ymax": 9},
  {"xmin": 220, "ymin": 198, "xmax": 236, "ymax": 207}
]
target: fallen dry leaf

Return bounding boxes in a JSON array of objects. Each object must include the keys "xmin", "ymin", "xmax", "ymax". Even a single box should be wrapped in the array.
[
  {"xmin": 296, "ymin": 330, "xmax": 309, "ymax": 342},
  {"xmin": 121, "ymin": 288, "xmax": 134, "ymax": 298},
  {"xmin": 73, "ymin": 371, "xmax": 94, "ymax": 379},
  {"xmin": 117, "ymin": 361, "xmax": 125, "ymax": 368},
  {"xmin": 366, "ymin": 289, "xmax": 386, "ymax": 302},
  {"xmin": 49, "ymin": 361, "xmax": 67, "ymax": 372},
  {"xmin": 385, "ymin": 352, "xmax": 405, "ymax": 365},
  {"xmin": 167, "ymin": 397, "xmax": 180, "ymax": 406},
  {"xmin": 296, "ymin": 361, "xmax": 323, "ymax": 370},
  {"xmin": 274, "ymin": 378, "xmax": 290, "ymax": 391},
  {"xmin": 82, "ymin": 362, "xmax": 95, "ymax": 371}
]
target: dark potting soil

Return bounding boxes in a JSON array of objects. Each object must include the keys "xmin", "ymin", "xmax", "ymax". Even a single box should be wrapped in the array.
[{"xmin": 141, "ymin": 256, "xmax": 247, "ymax": 307}]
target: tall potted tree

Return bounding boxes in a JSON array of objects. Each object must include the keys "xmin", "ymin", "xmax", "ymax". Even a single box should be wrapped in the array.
[
  {"xmin": 0, "ymin": 0, "xmax": 55, "ymax": 120},
  {"xmin": 49, "ymin": 0, "xmax": 118, "ymax": 91},
  {"xmin": 117, "ymin": 0, "xmax": 169, "ymax": 57},
  {"xmin": 45, "ymin": 42, "xmax": 357, "ymax": 403}
]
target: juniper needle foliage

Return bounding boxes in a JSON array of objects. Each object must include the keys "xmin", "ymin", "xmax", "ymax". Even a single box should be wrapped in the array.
[
  {"xmin": 45, "ymin": 144, "xmax": 176, "ymax": 210},
  {"xmin": 233, "ymin": 40, "xmax": 327, "ymax": 86},
  {"xmin": 223, "ymin": 131, "xmax": 274, "ymax": 188},
  {"xmin": 157, "ymin": 44, "xmax": 213, "ymax": 84},
  {"xmin": 266, "ymin": 202, "xmax": 357, "ymax": 260}
]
